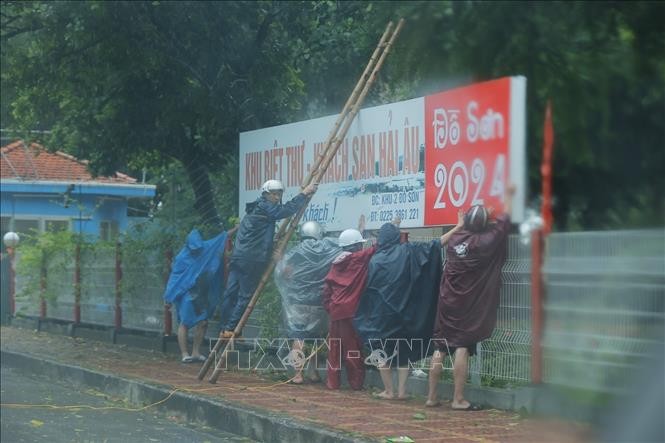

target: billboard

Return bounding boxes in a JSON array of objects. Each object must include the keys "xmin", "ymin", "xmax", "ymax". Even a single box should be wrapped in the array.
[{"xmin": 238, "ymin": 76, "xmax": 525, "ymax": 231}]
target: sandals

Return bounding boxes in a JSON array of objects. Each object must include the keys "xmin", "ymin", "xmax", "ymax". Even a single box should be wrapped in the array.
[
  {"xmin": 181, "ymin": 355, "xmax": 207, "ymax": 363},
  {"xmin": 451, "ymin": 403, "xmax": 482, "ymax": 411}
]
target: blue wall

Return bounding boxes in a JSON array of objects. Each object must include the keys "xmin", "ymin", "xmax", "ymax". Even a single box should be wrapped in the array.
[{"xmin": 1, "ymin": 181, "xmax": 155, "ymax": 239}]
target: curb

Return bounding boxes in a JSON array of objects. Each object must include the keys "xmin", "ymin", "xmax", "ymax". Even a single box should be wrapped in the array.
[{"xmin": 1, "ymin": 350, "xmax": 374, "ymax": 443}]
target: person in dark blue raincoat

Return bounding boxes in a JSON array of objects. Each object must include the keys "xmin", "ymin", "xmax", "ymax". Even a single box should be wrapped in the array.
[
  {"xmin": 163, "ymin": 229, "xmax": 228, "ymax": 363},
  {"xmin": 218, "ymin": 179, "xmax": 318, "ymax": 338},
  {"xmin": 354, "ymin": 215, "xmax": 463, "ymax": 400}
]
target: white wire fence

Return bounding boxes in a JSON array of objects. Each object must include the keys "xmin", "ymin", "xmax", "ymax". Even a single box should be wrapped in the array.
[
  {"xmin": 541, "ymin": 229, "xmax": 665, "ymax": 392},
  {"xmin": 11, "ymin": 229, "xmax": 665, "ymax": 392}
]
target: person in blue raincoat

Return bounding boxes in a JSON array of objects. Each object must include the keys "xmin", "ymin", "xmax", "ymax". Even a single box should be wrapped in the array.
[
  {"xmin": 218, "ymin": 179, "xmax": 317, "ymax": 339},
  {"xmin": 163, "ymin": 229, "xmax": 227, "ymax": 363}
]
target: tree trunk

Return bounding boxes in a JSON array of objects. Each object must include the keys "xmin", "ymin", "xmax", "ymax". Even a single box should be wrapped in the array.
[{"xmin": 182, "ymin": 160, "xmax": 223, "ymax": 228}]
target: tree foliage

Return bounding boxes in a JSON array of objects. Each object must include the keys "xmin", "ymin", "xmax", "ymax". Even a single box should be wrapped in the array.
[
  {"xmin": 364, "ymin": 1, "xmax": 665, "ymax": 229},
  {"xmin": 2, "ymin": 1, "xmax": 663, "ymax": 229}
]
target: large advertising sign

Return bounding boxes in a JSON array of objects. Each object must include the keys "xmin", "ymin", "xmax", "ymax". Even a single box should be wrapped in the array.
[
  {"xmin": 425, "ymin": 77, "xmax": 526, "ymax": 225},
  {"xmin": 239, "ymin": 76, "xmax": 525, "ymax": 231}
]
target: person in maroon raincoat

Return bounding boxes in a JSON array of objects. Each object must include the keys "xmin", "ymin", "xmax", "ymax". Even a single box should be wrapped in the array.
[
  {"xmin": 322, "ymin": 228, "xmax": 376, "ymax": 390},
  {"xmin": 426, "ymin": 185, "xmax": 516, "ymax": 410}
]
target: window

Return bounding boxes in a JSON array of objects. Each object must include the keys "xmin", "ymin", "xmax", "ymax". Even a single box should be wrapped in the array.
[
  {"xmin": 99, "ymin": 221, "xmax": 119, "ymax": 241},
  {"xmin": 1, "ymin": 216, "xmax": 10, "ymax": 239},
  {"xmin": 13, "ymin": 219, "xmax": 40, "ymax": 242},
  {"xmin": 1, "ymin": 217, "xmax": 71, "ymax": 240},
  {"xmin": 45, "ymin": 219, "xmax": 70, "ymax": 233}
]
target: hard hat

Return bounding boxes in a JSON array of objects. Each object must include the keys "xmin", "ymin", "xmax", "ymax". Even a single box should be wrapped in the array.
[
  {"xmin": 464, "ymin": 205, "xmax": 489, "ymax": 232},
  {"xmin": 338, "ymin": 229, "xmax": 365, "ymax": 247},
  {"xmin": 300, "ymin": 221, "xmax": 324, "ymax": 240},
  {"xmin": 261, "ymin": 179, "xmax": 284, "ymax": 194}
]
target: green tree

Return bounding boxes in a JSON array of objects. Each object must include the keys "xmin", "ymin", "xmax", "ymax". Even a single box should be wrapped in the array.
[
  {"xmin": 4, "ymin": 1, "xmax": 663, "ymax": 229},
  {"xmin": 2, "ymin": 1, "xmax": 312, "ymax": 225},
  {"xmin": 360, "ymin": 1, "xmax": 665, "ymax": 229}
]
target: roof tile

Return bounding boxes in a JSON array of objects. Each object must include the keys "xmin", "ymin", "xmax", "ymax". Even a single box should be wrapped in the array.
[{"xmin": 0, "ymin": 140, "xmax": 137, "ymax": 184}]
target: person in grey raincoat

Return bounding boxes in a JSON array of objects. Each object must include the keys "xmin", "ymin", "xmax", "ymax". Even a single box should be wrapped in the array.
[
  {"xmin": 274, "ymin": 221, "xmax": 340, "ymax": 384},
  {"xmin": 218, "ymin": 179, "xmax": 317, "ymax": 338}
]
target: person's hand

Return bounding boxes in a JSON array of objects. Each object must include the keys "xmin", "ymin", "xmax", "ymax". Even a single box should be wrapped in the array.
[
  {"xmin": 358, "ymin": 214, "xmax": 366, "ymax": 233},
  {"xmin": 456, "ymin": 209, "xmax": 464, "ymax": 228},
  {"xmin": 502, "ymin": 183, "xmax": 516, "ymax": 215},
  {"xmin": 302, "ymin": 183, "xmax": 318, "ymax": 196}
]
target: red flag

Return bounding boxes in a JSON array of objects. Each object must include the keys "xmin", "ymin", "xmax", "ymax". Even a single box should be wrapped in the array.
[{"xmin": 541, "ymin": 101, "xmax": 554, "ymax": 235}]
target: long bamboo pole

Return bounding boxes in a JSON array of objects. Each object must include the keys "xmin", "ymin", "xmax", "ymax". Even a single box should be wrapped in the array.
[
  {"xmin": 272, "ymin": 21, "xmax": 395, "ymax": 243},
  {"xmin": 198, "ymin": 19, "xmax": 404, "ymax": 383}
]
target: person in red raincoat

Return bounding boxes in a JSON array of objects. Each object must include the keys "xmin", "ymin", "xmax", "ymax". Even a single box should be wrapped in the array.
[
  {"xmin": 322, "ymin": 228, "xmax": 376, "ymax": 390},
  {"xmin": 426, "ymin": 185, "xmax": 515, "ymax": 410}
]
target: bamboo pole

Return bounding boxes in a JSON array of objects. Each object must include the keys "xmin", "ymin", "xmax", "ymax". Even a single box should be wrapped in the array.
[
  {"xmin": 198, "ymin": 19, "xmax": 405, "ymax": 383},
  {"xmin": 272, "ymin": 21, "xmax": 395, "ymax": 242}
]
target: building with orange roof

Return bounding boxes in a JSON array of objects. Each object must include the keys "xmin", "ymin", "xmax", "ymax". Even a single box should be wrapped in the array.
[{"xmin": 1, "ymin": 140, "xmax": 156, "ymax": 241}]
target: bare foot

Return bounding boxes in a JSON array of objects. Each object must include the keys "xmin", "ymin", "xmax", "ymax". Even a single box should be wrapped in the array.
[
  {"xmin": 373, "ymin": 390, "xmax": 395, "ymax": 400},
  {"xmin": 425, "ymin": 400, "xmax": 442, "ymax": 407}
]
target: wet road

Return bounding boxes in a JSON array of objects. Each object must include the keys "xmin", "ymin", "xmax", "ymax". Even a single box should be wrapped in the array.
[{"xmin": 1, "ymin": 364, "xmax": 255, "ymax": 443}]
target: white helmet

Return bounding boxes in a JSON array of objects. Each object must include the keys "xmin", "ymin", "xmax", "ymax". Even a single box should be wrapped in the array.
[
  {"xmin": 300, "ymin": 221, "xmax": 324, "ymax": 240},
  {"xmin": 338, "ymin": 229, "xmax": 365, "ymax": 247},
  {"xmin": 261, "ymin": 179, "xmax": 284, "ymax": 194}
]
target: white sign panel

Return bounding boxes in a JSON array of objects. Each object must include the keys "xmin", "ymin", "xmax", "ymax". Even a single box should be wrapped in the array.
[{"xmin": 239, "ymin": 98, "xmax": 426, "ymax": 231}]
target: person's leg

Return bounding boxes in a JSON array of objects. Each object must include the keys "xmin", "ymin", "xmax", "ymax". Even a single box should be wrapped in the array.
[
  {"xmin": 452, "ymin": 347, "xmax": 470, "ymax": 409},
  {"xmin": 326, "ymin": 321, "xmax": 342, "ymax": 390},
  {"xmin": 218, "ymin": 266, "xmax": 240, "ymax": 335},
  {"xmin": 192, "ymin": 320, "xmax": 207, "ymax": 358},
  {"xmin": 177, "ymin": 324, "xmax": 190, "ymax": 359},
  {"xmin": 396, "ymin": 367, "xmax": 409, "ymax": 399},
  {"xmin": 306, "ymin": 343, "xmax": 322, "ymax": 383},
  {"xmin": 426, "ymin": 350, "xmax": 445, "ymax": 406},
  {"xmin": 225, "ymin": 265, "xmax": 262, "ymax": 333},
  {"xmin": 291, "ymin": 339, "xmax": 305, "ymax": 384},
  {"xmin": 376, "ymin": 364, "xmax": 394, "ymax": 399},
  {"xmin": 342, "ymin": 320, "xmax": 365, "ymax": 390}
]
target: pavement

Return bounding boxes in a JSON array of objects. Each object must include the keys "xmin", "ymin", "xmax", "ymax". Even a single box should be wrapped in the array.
[{"xmin": 0, "ymin": 325, "xmax": 593, "ymax": 442}]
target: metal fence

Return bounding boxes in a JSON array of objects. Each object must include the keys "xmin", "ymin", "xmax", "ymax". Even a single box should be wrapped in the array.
[
  {"xmin": 12, "ymin": 229, "xmax": 665, "ymax": 392},
  {"xmin": 541, "ymin": 229, "xmax": 665, "ymax": 392}
]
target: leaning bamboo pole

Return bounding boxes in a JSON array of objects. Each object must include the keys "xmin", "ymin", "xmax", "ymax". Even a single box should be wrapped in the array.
[
  {"xmin": 272, "ymin": 20, "xmax": 396, "ymax": 243},
  {"xmin": 198, "ymin": 19, "xmax": 404, "ymax": 383}
]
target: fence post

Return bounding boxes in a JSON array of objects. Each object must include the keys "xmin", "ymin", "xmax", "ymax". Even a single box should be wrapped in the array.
[
  {"xmin": 530, "ymin": 229, "xmax": 544, "ymax": 384},
  {"xmin": 73, "ymin": 242, "xmax": 81, "ymax": 325},
  {"xmin": 163, "ymin": 248, "xmax": 173, "ymax": 336},
  {"xmin": 9, "ymin": 247, "xmax": 16, "ymax": 318},
  {"xmin": 224, "ymin": 235, "xmax": 233, "ymax": 284},
  {"xmin": 114, "ymin": 240, "xmax": 122, "ymax": 331},
  {"xmin": 39, "ymin": 250, "xmax": 47, "ymax": 320}
]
